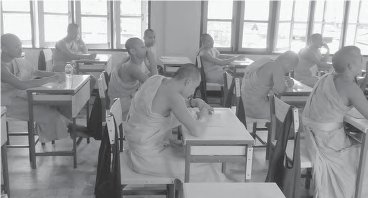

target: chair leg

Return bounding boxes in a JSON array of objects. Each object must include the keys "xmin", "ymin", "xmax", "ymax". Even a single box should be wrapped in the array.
[
  {"xmin": 72, "ymin": 118, "xmax": 77, "ymax": 168},
  {"xmin": 252, "ymin": 122, "xmax": 257, "ymax": 139},
  {"xmin": 6, "ymin": 121, "xmax": 10, "ymax": 145},
  {"xmin": 222, "ymin": 163, "xmax": 226, "ymax": 173},
  {"xmin": 28, "ymin": 121, "xmax": 37, "ymax": 169},
  {"xmin": 120, "ymin": 131, "xmax": 124, "ymax": 152},
  {"xmin": 52, "ymin": 140, "xmax": 55, "ymax": 144},
  {"xmin": 305, "ymin": 168, "xmax": 312, "ymax": 189}
]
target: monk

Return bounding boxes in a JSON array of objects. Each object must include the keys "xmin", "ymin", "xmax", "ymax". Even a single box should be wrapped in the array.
[
  {"xmin": 241, "ymin": 51, "xmax": 299, "ymax": 119},
  {"xmin": 302, "ymin": 46, "xmax": 368, "ymax": 198},
  {"xmin": 142, "ymin": 29, "xmax": 158, "ymax": 73},
  {"xmin": 124, "ymin": 64, "xmax": 229, "ymax": 182},
  {"xmin": 108, "ymin": 37, "xmax": 157, "ymax": 121},
  {"xmin": 1, "ymin": 33, "xmax": 89, "ymax": 142},
  {"xmin": 198, "ymin": 34, "xmax": 244, "ymax": 84},
  {"xmin": 294, "ymin": 33, "xmax": 332, "ymax": 87}
]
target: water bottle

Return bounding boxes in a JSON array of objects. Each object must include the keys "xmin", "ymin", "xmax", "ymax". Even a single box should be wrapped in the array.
[{"xmin": 65, "ymin": 63, "xmax": 73, "ymax": 88}]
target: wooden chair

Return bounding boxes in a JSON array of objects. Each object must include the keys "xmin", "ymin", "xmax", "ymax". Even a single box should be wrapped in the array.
[
  {"xmin": 107, "ymin": 99, "xmax": 176, "ymax": 198},
  {"xmin": 98, "ymin": 71, "xmax": 110, "ymax": 125},
  {"xmin": 195, "ymin": 56, "xmax": 223, "ymax": 104},
  {"xmin": 267, "ymin": 95, "xmax": 313, "ymax": 190}
]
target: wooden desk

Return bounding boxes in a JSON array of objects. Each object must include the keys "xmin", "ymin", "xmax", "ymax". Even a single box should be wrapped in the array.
[
  {"xmin": 183, "ymin": 183, "xmax": 285, "ymax": 198},
  {"xmin": 159, "ymin": 56, "xmax": 192, "ymax": 76},
  {"xmin": 1, "ymin": 107, "xmax": 10, "ymax": 198},
  {"xmin": 280, "ymin": 79, "xmax": 312, "ymax": 107},
  {"xmin": 26, "ymin": 75, "xmax": 91, "ymax": 169},
  {"xmin": 344, "ymin": 108, "xmax": 368, "ymax": 198},
  {"xmin": 181, "ymin": 108, "xmax": 254, "ymax": 182},
  {"xmin": 230, "ymin": 58, "xmax": 254, "ymax": 74},
  {"xmin": 74, "ymin": 54, "xmax": 112, "ymax": 73}
]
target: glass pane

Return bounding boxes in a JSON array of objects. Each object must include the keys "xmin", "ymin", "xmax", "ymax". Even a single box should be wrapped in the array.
[
  {"xmin": 294, "ymin": 1, "xmax": 309, "ymax": 22},
  {"xmin": 81, "ymin": 0, "xmax": 107, "ymax": 15},
  {"xmin": 348, "ymin": 0, "xmax": 360, "ymax": 23},
  {"xmin": 279, "ymin": 0, "xmax": 293, "ymax": 21},
  {"xmin": 2, "ymin": 1, "xmax": 30, "ymax": 11},
  {"xmin": 81, "ymin": 17, "xmax": 107, "ymax": 44},
  {"xmin": 3, "ymin": 13, "xmax": 32, "ymax": 47},
  {"xmin": 356, "ymin": 24, "xmax": 368, "ymax": 55},
  {"xmin": 207, "ymin": 21, "xmax": 232, "ymax": 48},
  {"xmin": 345, "ymin": 24, "xmax": 357, "ymax": 46},
  {"xmin": 120, "ymin": 18, "xmax": 141, "ymax": 45},
  {"xmin": 314, "ymin": 0, "xmax": 325, "ymax": 22},
  {"xmin": 291, "ymin": 23, "xmax": 308, "ymax": 52},
  {"xmin": 120, "ymin": 0, "xmax": 141, "ymax": 16},
  {"xmin": 243, "ymin": 1, "xmax": 269, "ymax": 21},
  {"xmin": 242, "ymin": 22, "xmax": 268, "ymax": 48},
  {"xmin": 44, "ymin": 15, "xmax": 69, "ymax": 42},
  {"xmin": 208, "ymin": 1, "xmax": 233, "ymax": 19},
  {"xmin": 276, "ymin": 23, "xmax": 291, "ymax": 50},
  {"xmin": 322, "ymin": 23, "xmax": 342, "ymax": 53},
  {"xmin": 44, "ymin": 1, "xmax": 68, "ymax": 13},
  {"xmin": 324, "ymin": 1, "xmax": 344, "ymax": 23},
  {"xmin": 313, "ymin": 22, "xmax": 322, "ymax": 34},
  {"xmin": 359, "ymin": 1, "xmax": 368, "ymax": 23}
]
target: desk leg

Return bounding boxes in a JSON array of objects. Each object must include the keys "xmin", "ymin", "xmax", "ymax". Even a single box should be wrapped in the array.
[
  {"xmin": 2, "ymin": 145, "xmax": 10, "ymax": 197},
  {"xmin": 184, "ymin": 144, "xmax": 191, "ymax": 183},
  {"xmin": 245, "ymin": 146, "xmax": 253, "ymax": 182},
  {"xmin": 72, "ymin": 118, "xmax": 77, "ymax": 169},
  {"xmin": 355, "ymin": 133, "xmax": 368, "ymax": 198},
  {"xmin": 28, "ymin": 95, "xmax": 37, "ymax": 169}
]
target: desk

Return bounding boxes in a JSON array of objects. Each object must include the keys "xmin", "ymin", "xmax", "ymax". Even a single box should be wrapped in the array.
[
  {"xmin": 344, "ymin": 108, "xmax": 368, "ymax": 198},
  {"xmin": 230, "ymin": 58, "xmax": 254, "ymax": 74},
  {"xmin": 183, "ymin": 183, "xmax": 285, "ymax": 198},
  {"xmin": 159, "ymin": 56, "xmax": 192, "ymax": 76},
  {"xmin": 280, "ymin": 79, "xmax": 312, "ymax": 107},
  {"xmin": 1, "ymin": 107, "xmax": 10, "ymax": 198},
  {"xmin": 181, "ymin": 108, "xmax": 254, "ymax": 182},
  {"xmin": 74, "ymin": 54, "xmax": 112, "ymax": 73},
  {"xmin": 26, "ymin": 75, "xmax": 91, "ymax": 169}
]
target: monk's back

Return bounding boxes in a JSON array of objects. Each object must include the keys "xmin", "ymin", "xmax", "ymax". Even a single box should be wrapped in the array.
[
  {"xmin": 151, "ymin": 78, "xmax": 172, "ymax": 117},
  {"xmin": 295, "ymin": 48, "xmax": 315, "ymax": 75}
]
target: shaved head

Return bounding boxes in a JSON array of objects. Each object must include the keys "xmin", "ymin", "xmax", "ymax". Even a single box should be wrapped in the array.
[
  {"xmin": 332, "ymin": 46, "xmax": 362, "ymax": 73},
  {"xmin": 125, "ymin": 37, "xmax": 144, "ymax": 55},
  {"xmin": 1, "ymin": 33, "xmax": 20, "ymax": 49},
  {"xmin": 200, "ymin": 33, "xmax": 212, "ymax": 45},
  {"xmin": 1, "ymin": 33, "xmax": 23, "ymax": 59},
  {"xmin": 144, "ymin": 29, "xmax": 154, "ymax": 37},
  {"xmin": 310, "ymin": 33, "xmax": 322, "ymax": 43},
  {"xmin": 277, "ymin": 50, "xmax": 299, "ymax": 66},
  {"xmin": 173, "ymin": 64, "xmax": 200, "ymax": 81}
]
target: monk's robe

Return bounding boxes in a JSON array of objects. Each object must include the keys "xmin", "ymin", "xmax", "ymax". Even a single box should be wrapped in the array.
[
  {"xmin": 108, "ymin": 62, "xmax": 143, "ymax": 121},
  {"xmin": 52, "ymin": 38, "xmax": 83, "ymax": 72},
  {"xmin": 1, "ymin": 58, "xmax": 69, "ymax": 143},
  {"xmin": 124, "ymin": 75, "xmax": 230, "ymax": 182},
  {"xmin": 240, "ymin": 57, "xmax": 273, "ymax": 119},
  {"xmin": 198, "ymin": 48, "xmax": 225, "ymax": 85},
  {"xmin": 294, "ymin": 48, "xmax": 321, "ymax": 87},
  {"xmin": 303, "ymin": 73, "xmax": 368, "ymax": 198}
]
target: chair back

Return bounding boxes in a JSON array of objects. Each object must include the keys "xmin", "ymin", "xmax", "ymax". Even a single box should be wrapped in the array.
[
  {"xmin": 195, "ymin": 55, "xmax": 208, "ymax": 102},
  {"xmin": 110, "ymin": 98, "xmax": 124, "ymax": 148},
  {"xmin": 98, "ymin": 71, "xmax": 110, "ymax": 122}
]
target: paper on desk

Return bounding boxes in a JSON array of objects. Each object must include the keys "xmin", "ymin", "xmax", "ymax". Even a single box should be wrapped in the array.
[{"xmin": 348, "ymin": 108, "xmax": 365, "ymax": 119}]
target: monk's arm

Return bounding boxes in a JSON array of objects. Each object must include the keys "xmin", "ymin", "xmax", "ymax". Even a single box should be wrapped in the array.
[
  {"xmin": 201, "ymin": 52, "xmax": 240, "ymax": 66},
  {"xmin": 303, "ymin": 50, "xmax": 332, "ymax": 70},
  {"xmin": 127, "ymin": 64, "xmax": 149, "ymax": 84},
  {"xmin": 33, "ymin": 70, "xmax": 57, "ymax": 78},
  {"xmin": 147, "ymin": 49, "xmax": 158, "ymax": 75},
  {"xmin": 348, "ymin": 84, "xmax": 368, "ymax": 119},
  {"xmin": 272, "ymin": 67, "xmax": 288, "ymax": 95},
  {"xmin": 57, "ymin": 40, "xmax": 93, "ymax": 60},
  {"xmin": 360, "ymin": 62, "xmax": 368, "ymax": 91},
  {"xmin": 320, "ymin": 44, "xmax": 330, "ymax": 62}
]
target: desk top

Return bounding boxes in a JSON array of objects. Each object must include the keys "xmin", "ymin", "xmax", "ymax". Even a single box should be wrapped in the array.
[
  {"xmin": 344, "ymin": 108, "xmax": 368, "ymax": 133},
  {"xmin": 183, "ymin": 183, "xmax": 285, "ymax": 198},
  {"xmin": 1, "ymin": 106, "xmax": 6, "ymax": 116},
  {"xmin": 26, "ymin": 75, "xmax": 90, "ymax": 94},
  {"xmin": 160, "ymin": 56, "xmax": 192, "ymax": 65},
  {"xmin": 75, "ymin": 54, "xmax": 111, "ymax": 63},
  {"xmin": 182, "ymin": 108, "xmax": 254, "ymax": 144},
  {"xmin": 231, "ymin": 58, "xmax": 254, "ymax": 67},
  {"xmin": 283, "ymin": 79, "xmax": 312, "ymax": 96}
]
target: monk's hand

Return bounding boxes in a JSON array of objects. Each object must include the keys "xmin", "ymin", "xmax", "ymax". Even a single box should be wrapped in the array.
[
  {"xmin": 89, "ymin": 53, "xmax": 97, "ymax": 59},
  {"xmin": 51, "ymin": 73, "xmax": 65, "ymax": 83},
  {"xmin": 236, "ymin": 55, "xmax": 245, "ymax": 61},
  {"xmin": 284, "ymin": 76, "xmax": 294, "ymax": 88},
  {"xmin": 196, "ymin": 100, "xmax": 214, "ymax": 115}
]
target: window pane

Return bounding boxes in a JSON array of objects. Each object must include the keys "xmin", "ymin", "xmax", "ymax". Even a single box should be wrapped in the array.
[
  {"xmin": 2, "ymin": 1, "xmax": 30, "ymax": 11},
  {"xmin": 120, "ymin": 0, "xmax": 141, "ymax": 16},
  {"xmin": 242, "ymin": 22, "xmax": 268, "ymax": 48},
  {"xmin": 356, "ymin": 24, "xmax": 368, "ymax": 55},
  {"xmin": 81, "ymin": 0, "xmax": 107, "ymax": 15},
  {"xmin": 324, "ymin": 1, "xmax": 344, "ymax": 23},
  {"xmin": 323, "ymin": 23, "xmax": 341, "ymax": 53},
  {"xmin": 345, "ymin": 24, "xmax": 357, "ymax": 46},
  {"xmin": 348, "ymin": 0, "xmax": 360, "ymax": 23},
  {"xmin": 3, "ymin": 13, "xmax": 32, "ymax": 47},
  {"xmin": 208, "ymin": 1, "xmax": 233, "ymax": 19},
  {"xmin": 44, "ymin": 1, "xmax": 68, "ymax": 13},
  {"xmin": 120, "ymin": 18, "xmax": 141, "ymax": 45},
  {"xmin": 207, "ymin": 21, "xmax": 232, "ymax": 48},
  {"xmin": 291, "ymin": 23, "xmax": 308, "ymax": 52},
  {"xmin": 294, "ymin": 1, "xmax": 309, "ymax": 22},
  {"xmin": 44, "ymin": 15, "xmax": 69, "ymax": 42},
  {"xmin": 81, "ymin": 17, "xmax": 107, "ymax": 44},
  {"xmin": 313, "ymin": 22, "xmax": 322, "ymax": 34},
  {"xmin": 276, "ymin": 23, "xmax": 291, "ymax": 50},
  {"xmin": 359, "ymin": 1, "xmax": 368, "ymax": 23},
  {"xmin": 314, "ymin": 0, "xmax": 325, "ymax": 22},
  {"xmin": 279, "ymin": 0, "xmax": 293, "ymax": 21},
  {"xmin": 243, "ymin": 1, "xmax": 269, "ymax": 21}
]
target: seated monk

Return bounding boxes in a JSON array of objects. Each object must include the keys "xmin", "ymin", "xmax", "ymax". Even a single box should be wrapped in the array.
[
  {"xmin": 124, "ymin": 64, "xmax": 230, "ymax": 182},
  {"xmin": 1, "ymin": 34, "xmax": 90, "ymax": 142},
  {"xmin": 294, "ymin": 33, "xmax": 332, "ymax": 87},
  {"xmin": 108, "ymin": 37, "xmax": 157, "ymax": 121},
  {"xmin": 302, "ymin": 46, "xmax": 368, "ymax": 198},
  {"xmin": 198, "ymin": 34, "xmax": 244, "ymax": 85},
  {"xmin": 241, "ymin": 51, "xmax": 299, "ymax": 119}
]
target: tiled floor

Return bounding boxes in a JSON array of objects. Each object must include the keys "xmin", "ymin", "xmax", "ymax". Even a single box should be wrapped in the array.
[{"xmin": 3, "ymin": 96, "xmax": 312, "ymax": 198}]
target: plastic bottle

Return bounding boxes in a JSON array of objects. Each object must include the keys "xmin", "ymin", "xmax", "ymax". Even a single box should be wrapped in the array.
[{"xmin": 65, "ymin": 63, "xmax": 73, "ymax": 88}]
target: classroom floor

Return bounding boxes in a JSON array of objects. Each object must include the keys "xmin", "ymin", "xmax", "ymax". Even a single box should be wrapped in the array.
[{"xmin": 4, "ymin": 96, "xmax": 313, "ymax": 198}]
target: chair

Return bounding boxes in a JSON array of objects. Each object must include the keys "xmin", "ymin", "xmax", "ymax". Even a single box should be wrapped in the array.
[
  {"xmin": 267, "ymin": 95, "xmax": 313, "ymax": 190},
  {"xmin": 98, "ymin": 71, "xmax": 110, "ymax": 124},
  {"xmin": 38, "ymin": 48, "xmax": 53, "ymax": 71},
  {"xmin": 195, "ymin": 56, "xmax": 223, "ymax": 104},
  {"xmin": 107, "ymin": 99, "xmax": 176, "ymax": 198}
]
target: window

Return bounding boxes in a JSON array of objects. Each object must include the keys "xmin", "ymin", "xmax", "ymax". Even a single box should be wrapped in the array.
[
  {"xmin": 1, "ymin": 1, "xmax": 32, "ymax": 47},
  {"xmin": 275, "ymin": 0, "xmax": 310, "ymax": 53},
  {"xmin": 345, "ymin": 0, "xmax": 368, "ymax": 55}
]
